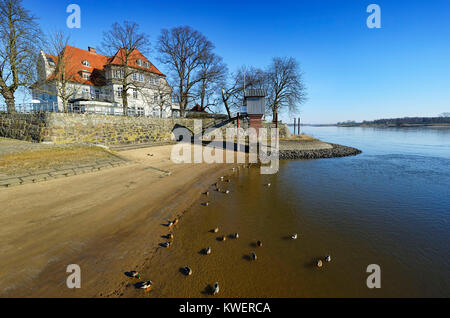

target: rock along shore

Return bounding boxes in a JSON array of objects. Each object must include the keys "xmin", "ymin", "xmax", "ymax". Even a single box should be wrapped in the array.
[{"xmin": 279, "ymin": 142, "xmax": 362, "ymax": 160}]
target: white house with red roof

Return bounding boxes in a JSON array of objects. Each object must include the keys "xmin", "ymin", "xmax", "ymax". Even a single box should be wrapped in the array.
[{"xmin": 32, "ymin": 45, "xmax": 180, "ymax": 117}]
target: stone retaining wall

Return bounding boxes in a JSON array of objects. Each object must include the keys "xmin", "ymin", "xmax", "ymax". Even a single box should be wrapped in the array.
[{"xmin": 0, "ymin": 112, "xmax": 290, "ymax": 145}]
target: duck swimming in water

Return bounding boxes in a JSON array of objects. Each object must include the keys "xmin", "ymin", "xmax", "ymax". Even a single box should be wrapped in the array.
[
  {"xmin": 202, "ymin": 202, "xmax": 209, "ymax": 206},
  {"xmin": 325, "ymin": 255, "xmax": 331, "ymax": 262},
  {"xmin": 213, "ymin": 227, "xmax": 219, "ymax": 233},
  {"xmin": 291, "ymin": 234, "xmax": 298, "ymax": 240},
  {"xmin": 172, "ymin": 218, "xmax": 179, "ymax": 226},
  {"xmin": 233, "ymin": 233, "xmax": 239, "ymax": 239},
  {"xmin": 203, "ymin": 191, "xmax": 210, "ymax": 196},
  {"xmin": 221, "ymin": 235, "xmax": 227, "ymax": 241},
  {"xmin": 224, "ymin": 190, "xmax": 230, "ymax": 194},
  {"xmin": 183, "ymin": 266, "xmax": 193, "ymax": 276},
  {"xmin": 139, "ymin": 281, "xmax": 153, "ymax": 291},
  {"xmin": 212, "ymin": 282, "xmax": 220, "ymax": 295},
  {"xmin": 166, "ymin": 233, "xmax": 174, "ymax": 240},
  {"xmin": 257, "ymin": 240, "xmax": 263, "ymax": 247},
  {"xmin": 317, "ymin": 260, "xmax": 323, "ymax": 268},
  {"xmin": 205, "ymin": 247, "xmax": 211, "ymax": 255},
  {"xmin": 251, "ymin": 252, "xmax": 257, "ymax": 260}
]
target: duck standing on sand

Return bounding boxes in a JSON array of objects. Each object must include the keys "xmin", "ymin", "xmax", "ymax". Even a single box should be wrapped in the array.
[
  {"xmin": 139, "ymin": 281, "xmax": 153, "ymax": 291},
  {"xmin": 183, "ymin": 266, "xmax": 193, "ymax": 276},
  {"xmin": 224, "ymin": 190, "xmax": 230, "ymax": 194},
  {"xmin": 251, "ymin": 252, "xmax": 257, "ymax": 260},
  {"xmin": 167, "ymin": 233, "xmax": 174, "ymax": 240},
  {"xmin": 221, "ymin": 235, "xmax": 227, "ymax": 241},
  {"xmin": 205, "ymin": 247, "xmax": 211, "ymax": 255},
  {"xmin": 291, "ymin": 234, "xmax": 298, "ymax": 240},
  {"xmin": 172, "ymin": 218, "xmax": 179, "ymax": 226},
  {"xmin": 161, "ymin": 242, "xmax": 171, "ymax": 248},
  {"xmin": 212, "ymin": 282, "xmax": 220, "ymax": 295},
  {"xmin": 257, "ymin": 240, "xmax": 263, "ymax": 247},
  {"xmin": 203, "ymin": 191, "xmax": 210, "ymax": 196},
  {"xmin": 233, "ymin": 233, "xmax": 239, "ymax": 239},
  {"xmin": 213, "ymin": 227, "xmax": 219, "ymax": 233},
  {"xmin": 129, "ymin": 271, "xmax": 140, "ymax": 279}
]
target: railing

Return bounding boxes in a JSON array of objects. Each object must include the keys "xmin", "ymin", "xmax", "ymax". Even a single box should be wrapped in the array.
[{"xmin": 0, "ymin": 103, "xmax": 180, "ymax": 118}]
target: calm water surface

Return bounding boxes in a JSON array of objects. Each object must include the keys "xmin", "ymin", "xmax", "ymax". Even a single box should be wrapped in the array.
[{"xmin": 135, "ymin": 126, "xmax": 450, "ymax": 298}]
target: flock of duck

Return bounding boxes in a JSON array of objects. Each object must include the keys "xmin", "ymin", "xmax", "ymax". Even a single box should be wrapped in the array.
[{"xmin": 128, "ymin": 165, "xmax": 332, "ymax": 295}]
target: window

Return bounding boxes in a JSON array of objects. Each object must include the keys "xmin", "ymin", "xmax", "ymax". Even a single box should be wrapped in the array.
[
  {"xmin": 47, "ymin": 57, "xmax": 55, "ymax": 66},
  {"xmin": 113, "ymin": 69, "xmax": 124, "ymax": 79},
  {"xmin": 116, "ymin": 87, "xmax": 123, "ymax": 97},
  {"xmin": 82, "ymin": 72, "xmax": 90, "ymax": 80},
  {"xmin": 138, "ymin": 74, "xmax": 144, "ymax": 82},
  {"xmin": 144, "ymin": 61, "xmax": 150, "ymax": 68},
  {"xmin": 132, "ymin": 73, "xmax": 138, "ymax": 81},
  {"xmin": 154, "ymin": 94, "xmax": 158, "ymax": 102},
  {"xmin": 133, "ymin": 89, "xmax": 138, "ymax": 99},
  {"xmin": 149, "ymin": 77, "xmax": 159, "ymax": 86},
  {"xmin": 136, "ymin": 59, "xmax": 142, "ymax": 66},
  {"xmin": 82, "ymin": 60, "xmax": 90, "ymax": 67}
]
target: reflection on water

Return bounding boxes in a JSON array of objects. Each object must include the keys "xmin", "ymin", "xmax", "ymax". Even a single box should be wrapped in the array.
[{"xmin": 137, "ymin": 126, "xmax": 450, "ymax": 297}]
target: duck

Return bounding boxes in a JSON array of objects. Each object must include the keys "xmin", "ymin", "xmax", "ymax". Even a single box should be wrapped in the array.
[
  {"xmin": 129, "ymin": 271, "xmax": 140, "ymax": 279},
  {"xmin": 251, "ymin": 252, "xmax": 257, "ymax": 260},
  {"xmin": 265, "ymin": 183, "xmax": 271, "ymax": 187},
  {"xmin": 325, "ymin": 255, "xmax": 331, "ymax": 262},
  {"xmin": 257, "ymin": 240, "xmax": 263, "ymax": 247},
  {"xmin": 212, "ymin": 282, "xmax": 220, "ymax": 295},
  {"xmin": 220, "ymin": 176, "xmax": 224, "ymax": 181},
  {"xmin": 213, "ymin": 227, "xmax": 219, "ymax": 233},
  {"xmin": 221, "ymin": 235, "xmax": 227, "ymax": 241},
  {"xmin": 233, "ymin": 233, "xmax": 239, "ymax": 239},
  {"xmin": 167, "ymin": 221, "xmax": 174, "ymax": 228},
  {"xmin": 161, "ymin": 242, "xmax": 171, "ymax": 248},
  {"xmin": 139, "ymin": 280, "xmax": 153, "ymax": 291},
  {"xmin": 183, "ymin": 266, "xmax": 193, "ymax": 276},
  {"xmin": 216, "ymin": 188, "xmax": 221, "ymax": 192},
  {"xmin": 167, "ymin": 233, "xmax": 174, "ymax": 240},
  {"xmin": 317, "ymin": 260, "xmax": 323, "ymax": 268},
  {"xmin": 291, "ymin": 234, "xmax": 298, "ymax": 240},
  {"xmin": 172, "ymin": 218, "xmax": 179, "ymax": 226},
  {"xmin": 203, "ymin": 191, "xmax": 210, "ymax": 196},
  {"xmin": 205, "ymin": 247, "xmax": 212, "ymax": 255},
  {"xmin": 202, "ymin": 202, "xmax": 209, "ymax": 206},
  {"xmin": 224, "ymin": 190, "xmax": 230, "ymax": 194}
]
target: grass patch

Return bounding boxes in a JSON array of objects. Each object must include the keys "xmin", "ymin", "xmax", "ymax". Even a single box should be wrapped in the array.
[{"xmin": 0, "ymin": 145, "xmax": 115, "ymax": 175}]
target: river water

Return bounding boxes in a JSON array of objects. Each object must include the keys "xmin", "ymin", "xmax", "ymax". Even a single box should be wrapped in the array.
[{"xmin": 138, "ymin": 126, "xmax": 450, "ymax": 298}]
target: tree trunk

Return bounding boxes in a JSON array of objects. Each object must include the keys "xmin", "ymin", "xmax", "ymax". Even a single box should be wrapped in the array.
[
  {"xmin": 272, "ymin": 108, "xmax": 278, "ymax": 123},
  {"xmin": 221, "ymin": 90, "xmax": 231, "ymax": 120},
  {"xmin": 5, "ymin": 94, "xmax": 16, "ymax": 113},
  {"xmin": 122, "ymin": 87, "xmax": 128, "ymax": 116}
]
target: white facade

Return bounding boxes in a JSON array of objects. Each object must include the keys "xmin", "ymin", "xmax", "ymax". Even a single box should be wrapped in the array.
[{"xmin": 32, "ymin": 49, "xmax": 180, "ymax": 117}]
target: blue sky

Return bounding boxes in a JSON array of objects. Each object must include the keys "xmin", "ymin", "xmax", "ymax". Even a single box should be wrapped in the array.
[{"xmin": 20, "ymin": 0, "xmax": 450, "ymax": 123}]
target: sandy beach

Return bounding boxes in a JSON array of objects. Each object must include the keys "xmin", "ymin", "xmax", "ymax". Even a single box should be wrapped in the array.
[{"xmin": 0, "ymin": 144, "xmax": 237, "ymax": 297}]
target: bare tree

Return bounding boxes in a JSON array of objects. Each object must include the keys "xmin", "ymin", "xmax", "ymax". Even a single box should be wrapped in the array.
[
  {"xmin": 221, "ymin": 66, "xmax": 266, "ymax": 119},
  {"xmin": 101, "ymin": 21, "xmax": 150, "ymax": 116},
  {"xmin": 35, "ymin": 31, "xmax": 80, "ymax": 112},
  {"xmin": 265, "ymin": 57, "xmax": 306, "ymax": 122},
  {"xmin": 157, "ymin": 26, "xmax": 214, "ymax": 117},
  {"xmin": 195, "ymin": 52, "xmax": 227, "ymax": 112},
  {"xmin": 0, "ymin": 0, "xmax": 42, "ymax": 112}
]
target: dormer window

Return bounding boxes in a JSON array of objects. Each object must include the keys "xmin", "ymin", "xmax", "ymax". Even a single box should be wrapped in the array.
[
  {"xmin": 144, "ymin": 61, "xmax": 150, "ymax": 68},
  {"xmin": 47, "ymin": 57, "xmax": 55, "ymax": 66},
  {"xmin": 136, "ymin": 59, "xmax": 143, "ymax": 66},
  {"xmin": 82, "ymin": 60, "xmax": 90, "ymax": 67},
  {"xmin": 81, "ymin": 71, "xmax": 91, "ymax": 80}
]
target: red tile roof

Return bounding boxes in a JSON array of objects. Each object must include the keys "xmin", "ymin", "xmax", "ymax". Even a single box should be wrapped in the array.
[{"xmin": 45, "ymin": 45, "xmax": 165, "ymax": 86}]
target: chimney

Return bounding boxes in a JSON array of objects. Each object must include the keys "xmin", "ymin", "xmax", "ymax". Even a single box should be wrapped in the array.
[{"xmin": 88, "ymin": 47, "xmax": 96, "ymax": 53}]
